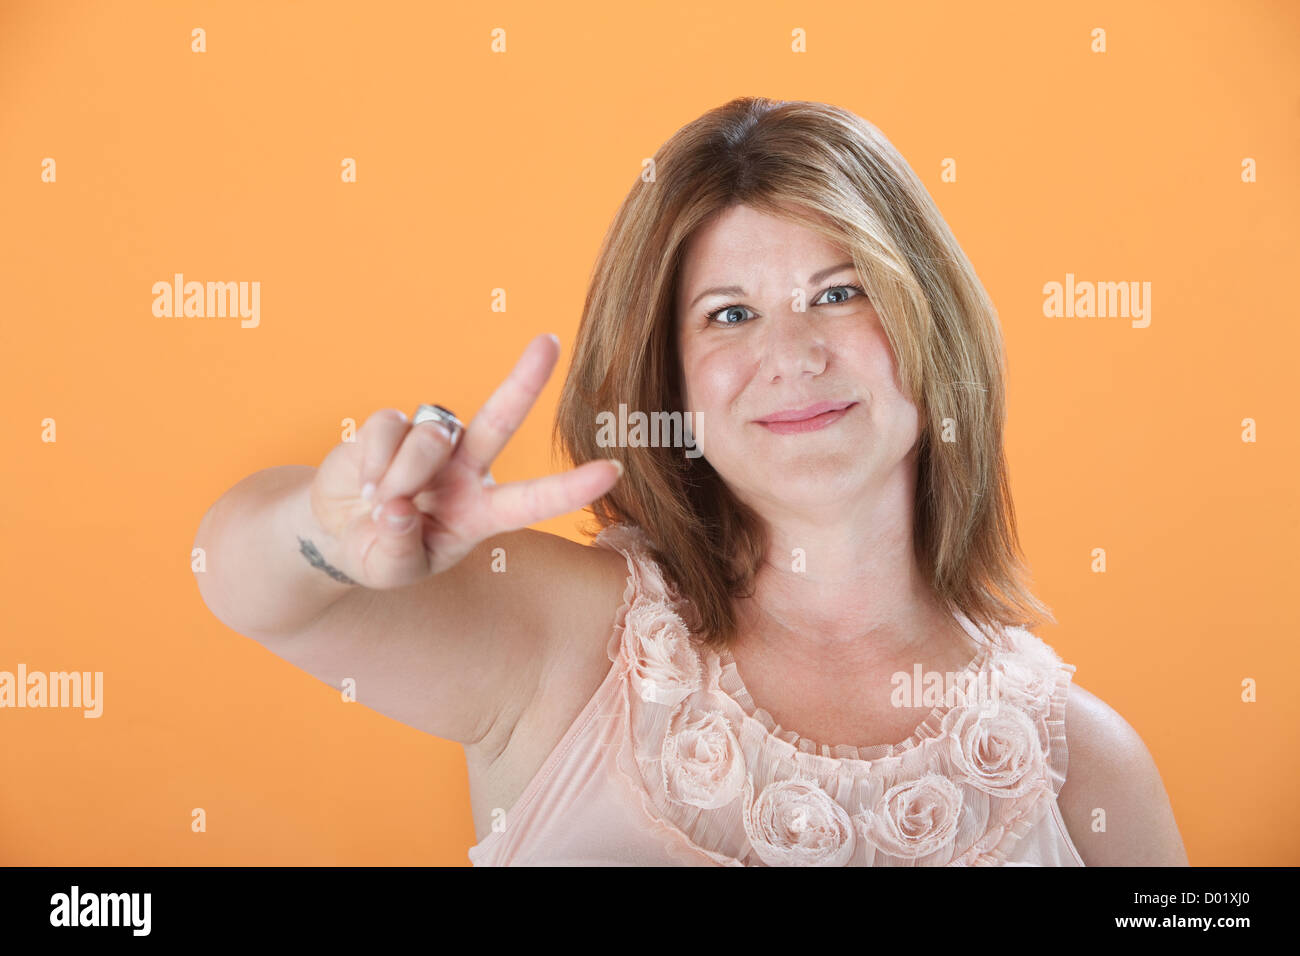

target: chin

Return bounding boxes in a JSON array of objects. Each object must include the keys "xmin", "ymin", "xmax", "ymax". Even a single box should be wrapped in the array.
[
  {"xmin": 743, "ymin": 467, "xmax": 864, "ymax": 508},
  {"xmin": 753, "ymin": 445, "xmax": 864, "ymax": 474}
]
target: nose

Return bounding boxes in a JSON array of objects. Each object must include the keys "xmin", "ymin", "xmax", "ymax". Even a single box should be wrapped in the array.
[{"xmin": 757, "ymin": 308, "xmax": 828, "ymax": 382}]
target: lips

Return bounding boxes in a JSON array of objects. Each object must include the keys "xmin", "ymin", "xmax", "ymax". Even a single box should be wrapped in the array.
[
  {"xmin": 756, "ymin": 400, "xmax": 855, "ymax": 424},
  {"xmin": 755, "ymin": 400, "xmax": 857, "ymax": 435}
]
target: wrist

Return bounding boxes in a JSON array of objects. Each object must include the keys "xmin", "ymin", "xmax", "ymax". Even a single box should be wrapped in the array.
[{"xmin": 278, "ymin": 468, "xmax": 365, "ymax": 592}]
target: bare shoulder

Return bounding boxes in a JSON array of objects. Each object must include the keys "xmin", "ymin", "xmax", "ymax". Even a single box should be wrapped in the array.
[
  {"xmin": 1057, "ymin": 681, "xmax": 1189, "ymax": 866},
  {"xmin": 511, "ymin": 528, "xmax": 631, "ymax": 659},
  {"xmin": 466, "ymin": 527, "xmax": 631, "ymax": 765}
]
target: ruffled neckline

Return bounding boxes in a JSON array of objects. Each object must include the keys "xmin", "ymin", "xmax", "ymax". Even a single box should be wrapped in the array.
[{"xmin": 711, "ymin": 627, "xmax": 1002, "ymax": 765}]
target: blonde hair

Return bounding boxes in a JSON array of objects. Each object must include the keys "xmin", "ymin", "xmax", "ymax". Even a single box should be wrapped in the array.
[{"xmin": 553, "ymin": 96, "xmax": 1055, "ymax": 648}]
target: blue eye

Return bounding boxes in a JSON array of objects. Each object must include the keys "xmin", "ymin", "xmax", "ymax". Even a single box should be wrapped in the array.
[
  {"xmin": 816, "ymin": 283, "xmax": 865, "ymax": 305},
  {"xmin": 705, "ymin": 304, "xmax": 754, "ymax": 326},
  {"xmin": 703, "ymin": 283, "xmax": 866, "ymax": 327}
]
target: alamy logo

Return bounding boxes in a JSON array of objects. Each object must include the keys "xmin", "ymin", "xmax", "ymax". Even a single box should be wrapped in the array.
[
  {"xmin": 50, "ymin": 885, "xmax": 151, "ymax": 936},
  {"xmin": 0, "ymin": 664, "xmax": 103, "ymax": 717},
  {"xmin": 890, "ymin": 664, "xmax": 1003, "ymax": 716},
  {"xmin": 595, "ymin": 404, "xmax": 703, "ymax": 459},
  {"xmin": 152, "ymin": 273, "xmax": 260, "ymax": 328},
  {"xmin": 1042, "ymin": 272, "xmax": 1151, "ymax": 328}
]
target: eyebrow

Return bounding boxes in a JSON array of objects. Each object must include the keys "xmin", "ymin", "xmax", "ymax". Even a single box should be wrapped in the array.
[{"xmin": 686, "ymin": 260, "xmax": 858, "ymax": 311}]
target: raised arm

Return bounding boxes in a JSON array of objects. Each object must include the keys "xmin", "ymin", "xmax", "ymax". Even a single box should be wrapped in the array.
[{"xmin": 192, "ymin": 334, "xmax": 623, "ymax": 746}]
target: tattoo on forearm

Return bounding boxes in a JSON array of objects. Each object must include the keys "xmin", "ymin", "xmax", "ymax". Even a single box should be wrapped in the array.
[{"xmin": 297, "ymin": 536, "xmax": 360, "ymax": 586}]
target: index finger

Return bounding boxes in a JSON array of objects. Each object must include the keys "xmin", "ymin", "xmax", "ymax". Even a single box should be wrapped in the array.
[{"xmin": 452, "ymin": 333, "xmax": 560, "ymax": 477}]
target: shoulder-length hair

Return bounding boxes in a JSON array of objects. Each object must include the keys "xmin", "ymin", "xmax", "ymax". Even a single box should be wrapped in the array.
[{"xmin": 553, "ymin": 95, "xmax": 1055, "ymax": 649}]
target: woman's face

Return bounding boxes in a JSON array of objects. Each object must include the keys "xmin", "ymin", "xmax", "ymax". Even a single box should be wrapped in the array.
[{"xmin": 674, "ymin": 203, "xmax": 921, "ymax": 519}]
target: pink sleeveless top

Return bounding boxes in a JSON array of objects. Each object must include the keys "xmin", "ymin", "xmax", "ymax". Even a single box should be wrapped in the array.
[{"xmin": 468, "ymin": 523, "xmax": 1086, "ymax": 867}]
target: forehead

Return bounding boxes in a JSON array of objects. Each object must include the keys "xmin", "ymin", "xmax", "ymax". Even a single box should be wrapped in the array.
[{"xmin": 677, "ymin": 204, "xmax": 847, "ymax": 294}]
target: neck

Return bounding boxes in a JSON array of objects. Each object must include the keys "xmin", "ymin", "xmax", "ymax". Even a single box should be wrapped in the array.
[{"xmin": 732, "ymin": 462, "xmax": 962, "ymax": 669}]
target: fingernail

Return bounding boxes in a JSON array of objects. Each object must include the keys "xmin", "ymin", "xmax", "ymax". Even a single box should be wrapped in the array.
[
  {"xmin": 361, "ymin": 481, "xmax": 376, "ymax": 502},
  {"xmin": 611, "ymin": 459, "xmax": 624, "ymax": 477},
  {"xmin": 546, "ymin": 333, "xmax": 560, "ymax": 348},
  {"xmin": 386, "ymin": 512, "xmax": 417, "ymax": 533},
  {"xmin": 371, "ymin": 503, "xmax": 383, "ymax": 523}
]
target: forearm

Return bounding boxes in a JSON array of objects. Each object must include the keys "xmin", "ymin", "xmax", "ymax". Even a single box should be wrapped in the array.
[{"xmin": 193, "ymin": 465, "xmax": 359, "ymax": 640}]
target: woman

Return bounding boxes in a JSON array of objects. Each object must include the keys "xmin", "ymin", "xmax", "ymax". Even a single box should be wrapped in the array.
[{"xmin": 194, "ymin": 96, "xmax": 1187, "ymax": 866}]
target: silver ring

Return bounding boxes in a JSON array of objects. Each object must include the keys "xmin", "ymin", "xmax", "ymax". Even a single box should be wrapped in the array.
[{"xmin": 412, "ymin": 403, "xmax": 464, "ymax": 445}]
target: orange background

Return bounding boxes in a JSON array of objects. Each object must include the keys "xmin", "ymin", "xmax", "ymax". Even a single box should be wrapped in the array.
[{"xmin": 1, "ymin": 0, "xmax": 1296, "ymax": 865}]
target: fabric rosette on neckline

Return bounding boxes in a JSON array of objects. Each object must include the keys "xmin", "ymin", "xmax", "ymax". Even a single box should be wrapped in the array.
[
  {"xmin": 853, "ymin": 771, "xmax": 965, "ymax": 859},
  {"xmin": 660, "ymin": 701, "xmax": 746, "ymax": 809},
  {"xmin": 740, "ymin": 775, "xmax": 857, "ymax": 867},
  {"xmin": 982, "ymin": 650, "xmax": 1057, "ymax": 722},
  {"xmin": 623, "ymin": 598, "xmax": 703, "ymax": 707},
  {"xmin": 941, "ymin": 698, "xmax": 1048, "ymax": 798}
]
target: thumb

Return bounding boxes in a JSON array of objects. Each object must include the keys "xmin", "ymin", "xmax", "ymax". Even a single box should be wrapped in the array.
[
  {"xmin": 368, "ymin": 497, "xmax": 427, "ymax": 567},
  {"xmin": 373, "ymin": 497, "xmax": 421, "ymax": 534}
]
